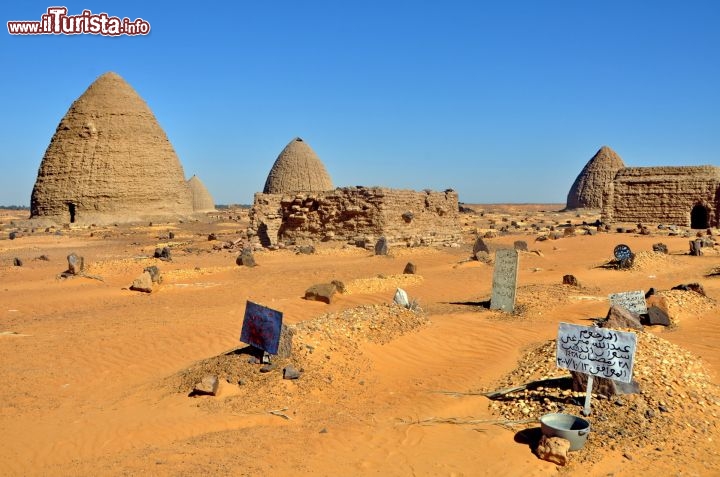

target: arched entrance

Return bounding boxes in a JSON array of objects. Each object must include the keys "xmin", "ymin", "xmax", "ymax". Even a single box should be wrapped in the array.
[{"xmin": 690, "ymin": 204, "xmax": 708, "ymax": 229}]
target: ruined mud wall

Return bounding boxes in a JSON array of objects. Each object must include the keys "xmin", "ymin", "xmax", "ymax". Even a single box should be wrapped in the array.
[
  {"xmin": 602, "ymin": 166, "xmax": 720, "ymax": 226},
  {"xmin": 248, "ymin": 187, "xmax": 461, "ymax": 247}
]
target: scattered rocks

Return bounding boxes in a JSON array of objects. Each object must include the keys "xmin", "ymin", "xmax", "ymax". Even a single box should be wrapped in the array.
[
  {"xmin": 236, "ymin": 247, "xmax": 256, "ymax": 267},
  {"xmin": 304, "ymin": 283, "xmax": 337, "ymax": 304},
  {"xmin": 537, "ymin": 435, "xmax": 570, "ymax": 466},
  {"xmin": 403, "ymin": 262, "xmax": 416, "ymax": 274}
]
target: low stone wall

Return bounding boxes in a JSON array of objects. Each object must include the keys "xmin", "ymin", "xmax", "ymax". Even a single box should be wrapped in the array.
[
  {"xmin": 602, "ymin": 166, "xmax": 720, "ymax": 226},
  {"xmin": 248, "ymin": 186, "xmax": 461, "ymax": 247}
]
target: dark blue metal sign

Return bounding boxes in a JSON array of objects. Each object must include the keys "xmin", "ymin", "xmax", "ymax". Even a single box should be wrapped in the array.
[{"xmin": 240, "ymin": 301, "xmax": 283, "ymax": 355}]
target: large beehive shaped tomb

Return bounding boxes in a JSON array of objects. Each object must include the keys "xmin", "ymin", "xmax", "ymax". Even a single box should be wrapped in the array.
[
  {"xmin": 30, "ymin": 72, "xmax": 194, "ymax": 224},
  {"xmin": 566, "ymin": 146, "xmax": 626, "ymax": 209},
  {"xmin": 187, "ymin": 175, "xmax": 216, "ymax": 213},
  {"xmin": 263, "ymin": 137, "xmax": 333, "ymax": 194}
]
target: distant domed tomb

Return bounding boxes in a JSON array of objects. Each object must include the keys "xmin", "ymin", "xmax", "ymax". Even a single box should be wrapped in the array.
[{"xmin": 188, "ymin": 175, "xmax": 216, "ymax": 213}]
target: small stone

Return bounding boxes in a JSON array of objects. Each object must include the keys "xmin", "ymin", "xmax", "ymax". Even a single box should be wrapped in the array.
[
  {"xmin": 208, "ymin": 233, "xmax": 217, "ymax": 241},
  {"xmin": 67, "ymin": 253, "xmax": 84, "ymax": 275},
  {"xmin": 304, "ymin": 283, "xmax": 337, "ymax": 304},
  {"xmin": 193, "ymin": 375, "xmax": 219, "ymax": 396},
  {"xmin": 562, "ymin": 274, "xmax": 579, "ymax": 287},
  {"xmin": 513, "ymin": 240, "xmax": 528, "ymax": 252},
  {"xmin": 283, "ymin": 366, "xmax": 301, "ymax": 380},
  {"xmin": 537, "ymin": 435, "xmax": 570, "ymax": 466},
  {"xmin": 13, "ymin": 258, "xmax": 23, "ymax": 267},
  {"xmin": 130, "ymin": 271, "xmax": 154, "ymax": 293},
  {"xmin": 374, "ymin": 236, "xmax": 389, "ymax": 256},
  {"xmin": 259, "ymin": 364, "xmax": 276, "ymax": 373},
  {"xmin": 297, "ymin": 244, "xmax": 315, "ymax": 255},
  {"xmin": 403, "ymin": 262, "xmax": 416, "ymax": 274},
  {"xmin": 603, "ymin": 305, "xmax": 643, "ymax": 331},
  {"xmin": 652, "ymin": 243, "xmax": 668, "ymax": 254}
]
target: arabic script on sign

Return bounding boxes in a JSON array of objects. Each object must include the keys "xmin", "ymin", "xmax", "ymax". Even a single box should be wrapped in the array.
[{"xmin": 556, "ymin": 322, "xmax": 637, "ymax": 383}]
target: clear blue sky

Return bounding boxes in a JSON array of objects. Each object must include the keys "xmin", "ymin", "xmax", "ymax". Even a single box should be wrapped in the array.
[{"xmin": 2, "ymin": 1, "xmax": 718, "ymax": 206}]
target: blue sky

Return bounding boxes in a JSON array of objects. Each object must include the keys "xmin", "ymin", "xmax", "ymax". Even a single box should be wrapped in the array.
[{"xmin": 1, "ymin": 1, "xmax": 718, "ymax": 206}]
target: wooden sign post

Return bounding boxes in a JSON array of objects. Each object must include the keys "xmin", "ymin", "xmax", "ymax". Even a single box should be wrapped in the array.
[{"xmin": 556, "ymin": 323, "xmax": 638, "ymax": 416}]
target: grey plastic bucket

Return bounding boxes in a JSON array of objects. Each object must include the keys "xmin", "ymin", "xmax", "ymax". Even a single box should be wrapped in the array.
[{"xmin": 539, "ymin": 413, "xmax": 591, "ymax": 451}]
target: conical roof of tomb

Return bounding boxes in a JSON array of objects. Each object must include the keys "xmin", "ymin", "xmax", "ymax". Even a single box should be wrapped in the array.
[
  {"xmin": 566, "ymin": 145, "xmax": 626, "ymax": 209},
  {"xmin": 262, "ymin": 137, "xmax": 333, "ymax": 194},
  {"xmin": 30, "ymin": 71, "xmax": 193, "ymax": 223},
  {"xmin": 188, "ymin": 175, "xmax": 216, "ymax": 212}
]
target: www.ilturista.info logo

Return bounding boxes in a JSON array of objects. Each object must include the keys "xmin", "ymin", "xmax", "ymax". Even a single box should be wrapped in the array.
[{"xmin": 7, "ymin": 7, "xmax": 150, "ymax": 36}]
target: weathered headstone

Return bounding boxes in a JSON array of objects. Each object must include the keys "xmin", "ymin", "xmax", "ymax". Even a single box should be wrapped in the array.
[
  {"xmin": 472, "ymin": 236, "xmax": 489, "ymax": 258},
  {"xmin": 130, "ymin": 271, "xmax": 154, "ymax": 293},
  {"xmin": 646, "ymin": 306, "xmax": 672, "ymax": 326},
  {"xmin": 608, "ymin": 290, "xmax": 647, "ymax": 315},
  {"xmin": 490, "ymin": 249, "xmax": 519, "ymax": 313},
  {"xmin": 603, "ymin": 305, "xmax": 643, "ymax": 331},
  {"xmin": 304, "ymin": 283, "xmax": 336, "ymax": 304},
  {"xmin": 236, "ymin": 247, "xmax": 256, "ymax": 267},
  {"xmin": 689, "ymin": 239, "xmax": 703, "ymax": 256},
  {"xmin": 513, "ymin": 240, "xmax": 528, "ymax": 252},
  {"xmin": 393, "ymin": 288, "xmax": 410, "ymax": 308},
  {"xmin": 67, "ymin": 253, "xmax": 84, "ymax": 275},
  {"xmin": 652, "ymin": 243, "xmax": 668, "ymax": 254},
  {"xmin": 193, "ymin": 375, "xmax": 219, "ymax": 396},
  {"xmin": 403, "ymin": 262, "xmax": 416, "ymax": 274},
  {"xmin": 374, "ymin": 236, "xmax": 389, "ymax": 256},
  {"xmin": 143, "ymin": 265, "xmax": 162, "ymax": 284}
]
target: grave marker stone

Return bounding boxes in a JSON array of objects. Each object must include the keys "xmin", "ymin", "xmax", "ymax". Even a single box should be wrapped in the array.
[
  {"xmin": 490, "ymin": 249, "xmax": 519, "ymax": 312},
  {"xmin": 608, "ymin": 290, "xmax": 647, "ymax": 315},
  {"xmin": 556, "ymin": 322, "xmax": 638, "ymax": 415},
  {"xmin": 240, "ymin": 301, "xmax": 283, "ymax": 355}
]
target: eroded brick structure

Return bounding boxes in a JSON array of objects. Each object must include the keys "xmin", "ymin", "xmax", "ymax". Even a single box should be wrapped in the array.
[
  {"xmin": 248, "ymin": 186, "xmax": 462, "ymax": 247},
  {"xmin": 602, "ymin": 166, "xmax": 720, "ymax": 228}
]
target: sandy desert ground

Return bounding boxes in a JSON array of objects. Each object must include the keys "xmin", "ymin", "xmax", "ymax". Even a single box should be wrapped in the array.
[{"xmin": 1, "ymin": 204, "xmax": 719, "ymax": 476}]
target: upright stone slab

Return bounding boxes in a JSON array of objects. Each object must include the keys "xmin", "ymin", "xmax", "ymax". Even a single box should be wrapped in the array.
[{"xmin": 490, "ymin": 249, "xmax": 519, "ymax": 312}]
